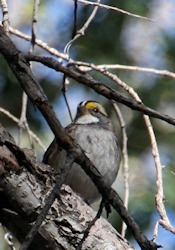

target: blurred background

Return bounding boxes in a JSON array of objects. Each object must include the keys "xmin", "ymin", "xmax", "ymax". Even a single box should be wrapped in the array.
[{"xmin": 0, "ymin": 0, "xmax": 175, "ymax": 249}]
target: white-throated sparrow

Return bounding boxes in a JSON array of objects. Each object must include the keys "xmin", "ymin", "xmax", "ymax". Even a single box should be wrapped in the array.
[{"xmin": 43, "ymin": 101, "xmax": 121, "ymax": 204}]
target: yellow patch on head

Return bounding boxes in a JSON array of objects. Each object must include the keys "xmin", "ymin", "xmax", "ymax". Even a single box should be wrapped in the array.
[
  {"xmin": 85, "ymin": 101, "xmax": 107, "ymax": 116},
  {"xmin": 85, "ymin": 101, "xmax": 98, "ymax": 110}
]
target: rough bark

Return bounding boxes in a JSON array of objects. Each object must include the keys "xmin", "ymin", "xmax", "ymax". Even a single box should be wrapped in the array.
[{"xmin": 0, "ymin": 124, "xmax": 134, "ymax": 250}]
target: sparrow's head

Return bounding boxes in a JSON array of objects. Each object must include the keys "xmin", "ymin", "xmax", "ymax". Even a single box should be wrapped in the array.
[{"xmin": 75, "ymin": 100, "xmax": 108, "ymax": 124}]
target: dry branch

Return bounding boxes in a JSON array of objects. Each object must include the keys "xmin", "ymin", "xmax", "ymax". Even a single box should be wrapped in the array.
[
  {"xmin": 0, "ymin": 0, "xmax": 9, "ymax": 32},
  {"xmin": 77, "ymin": 0, "xmax": 153, "ymax": 21},
  {"xmin": 25, "ymin": 54, "xmax": 175, "ymax": 127}
]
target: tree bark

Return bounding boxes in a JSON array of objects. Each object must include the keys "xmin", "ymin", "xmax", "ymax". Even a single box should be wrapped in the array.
[{"xmin": 0, "ymin": 124, "xmax": 134, "ymax": 250}]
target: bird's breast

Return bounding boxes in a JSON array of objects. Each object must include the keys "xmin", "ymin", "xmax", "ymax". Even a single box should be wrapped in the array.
[{"xmin": 72, "ymin": 125, "xmax": 120, "ymax": 181}]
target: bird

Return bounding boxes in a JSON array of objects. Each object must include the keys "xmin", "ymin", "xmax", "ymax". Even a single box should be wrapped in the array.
[{"xmin": 43, "ymin": 100, "xmax": 121, "ymax": 204}]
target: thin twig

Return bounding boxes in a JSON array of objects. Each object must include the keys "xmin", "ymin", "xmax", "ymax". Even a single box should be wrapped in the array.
[
  {"xmin": 7, "ymin": 25, "xmax": 68, "ymax": 60},
  {"xmin": 73, "ymin": 61, "xmax": 175, "ymax": 79},
  {"xmin": 64, "ymin": 0, "xmax": 100, "ymax": 56},
  {"xmin": 95, "ymin": 64, "xmax": 175, "ymax": 79},
  {"xmin": 18, "ymin": 92, "xmax": 29, "ymax": 146},
  {"xmin": 77, "ymin": 0, "xmax": 154, "ymax": 21},
  {"xmin": 62, "ymin": 75, "xmax": 73, "ymax": 122},
  {"xmin": 72, "ymin": 0, "xmax": 78, "ymax": 38},
  {"xmin": 152, "ymin": 221, "xmax": 159, "ymax": 242},
  {"xmin": 0, "ymin": 0, "xmax": 9, "ymax": 32},
  {"xmin": 0, "ymin": 107, "xmax": 46, "ymax": 150},
  {"xmin": 0, "ymin": 107, "xmax": 19, "ymax": 123},
  {"xmin": 112, "ymin": 101, "xmax": 129, "ymax": 238},
  {"xmin": 31, "ymin": 0, "xmax": 40, "ymax": 48},
  {"xmin": 144, "ymin": 117, "xmax": 174, "ymax": 234},
  {"xmin": 63, "ymin": 0, "xmax": 101, "ymax": 121},
  {"xmin": 18, "ymin": 0, "xmax": 41, "ymax": 149}
]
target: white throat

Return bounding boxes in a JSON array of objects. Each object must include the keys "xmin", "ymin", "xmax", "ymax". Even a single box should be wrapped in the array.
[{"xmin": 76, "ymin": 114, "xmax": 99, "ymax": 124}]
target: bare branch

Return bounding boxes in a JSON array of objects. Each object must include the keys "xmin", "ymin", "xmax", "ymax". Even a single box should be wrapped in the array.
[
  {"xmin": 74, "ymin": 61, "xmax": 175, "ymax": 80},
  {"xmin": 18, "ymin": 0, "xmax": 41, "ymax": 149},
  {"xmin": 31, "ymin": 0, "xmax": 40, "ymax": 48},
  {"xmin": 64, "ymin": 0, "xmax": 101, "ymax": 122},
  {"xmin": 64, "ymin": 0, "xmax": 100, "ymax": 55},
  {"xmin": 0, "ymin": 107, "xmax": 46, "ymax": 150},
  {"xmin": 0, "ymin": 0, "xmax": 9, "ymax": 32},
  {"xmin": 0, "ymin": 107, "xmax": 19, "ymax": 124},
  {"xmin": 98, "ymin": 64, "xmax": 175, "ymax": 79},
  {"xmin": 112, "ymin": 101, "xmax": 129, "ymax": 238},
  {"xmin": 7, "ymin": 25, "xmax": 68, "ymax": 60},
  {"xmin": 26, "ymin": 54, "xmax": 175, "ymax": 127},
  {"xmin": 144, "ymin": 117, "xmax": 174, "ymax": 234},
  {"xmin": 77, "ymin": 0, "xmax": 154, "ymax": 21},
  {"xmin": 152, "ymin": 221, "xmax": 160, "ymax": 242},
  {"xmin": 18, "ymin": 92, "xmax": 30, "ymax": 147},
  {"xmin": 62, "ymin": 75, "xmax": 74, "ymax": 122}
]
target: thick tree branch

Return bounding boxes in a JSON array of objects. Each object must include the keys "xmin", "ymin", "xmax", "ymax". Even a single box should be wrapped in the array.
[{"xmin": 0, "ymin": 26, "xmax": 159, "ymax": 250}]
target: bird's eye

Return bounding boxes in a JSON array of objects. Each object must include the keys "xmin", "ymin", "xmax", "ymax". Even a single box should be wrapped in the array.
[{"xmin": 94, "ymin": 108, "xmax": 98, "ymax": 112}]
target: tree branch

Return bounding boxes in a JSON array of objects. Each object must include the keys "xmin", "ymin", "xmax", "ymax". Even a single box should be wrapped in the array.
[{"xmin": 25, "ymin": 54, "xmax": 175, "ymax": 127}]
